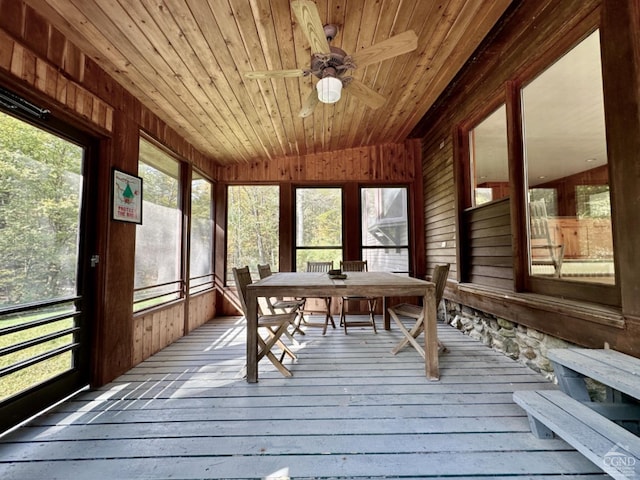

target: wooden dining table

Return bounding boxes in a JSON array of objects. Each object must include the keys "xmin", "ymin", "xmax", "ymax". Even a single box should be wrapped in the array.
[{"xmin": 245, "ymin": 271, "xmax": 438, "ymax": 383}]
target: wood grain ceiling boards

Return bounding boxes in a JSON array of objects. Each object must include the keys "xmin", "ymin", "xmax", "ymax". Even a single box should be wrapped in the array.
[{"xmin": 21, "ymin": 0, "xmax": 512, "ymax": 165}]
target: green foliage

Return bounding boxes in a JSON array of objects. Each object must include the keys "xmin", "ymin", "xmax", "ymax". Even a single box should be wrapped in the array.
[
  {"xmin": 296, "ymin": 188, "xmax": 342, "ymax": 246},
  {"xmin": 227, "ymin": 185, "xmax": 280, "ymax": 275},
  {"xmin": 0, "ymin": 112, "xmax": 83, "ymax": 307}
]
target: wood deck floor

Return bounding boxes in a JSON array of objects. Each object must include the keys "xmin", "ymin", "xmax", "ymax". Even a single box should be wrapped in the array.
[{"xmin": 0, "ymin": 316, "xmax": 607, "ymax": 479}]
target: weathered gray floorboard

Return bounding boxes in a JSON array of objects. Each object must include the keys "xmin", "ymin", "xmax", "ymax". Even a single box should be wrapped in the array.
[{"xmin": 0, "ymin": 317, "xmax": 601, "ymax": 479}]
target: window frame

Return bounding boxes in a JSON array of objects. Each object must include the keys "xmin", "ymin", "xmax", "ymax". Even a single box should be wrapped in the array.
[
  {"xmin": 516, "ymin": 27, "xmax": 619, "ymax": 305},
  {"xmin": 457, "ymin": 25, "xmax": 620, "ymax": 306},
  {"xmin": 293, "ymin": 185, "xmax": 344, "ymax": 272},
  {"xmin": 359, "ymin": 185, "xmax": 411, "ymax": 274},
  {"xmin": 188, "ymin": 168, "xmax": 215, "ymax": 296},
  {"xmin": 133, "ymin": 135, "xmax": 185, "ymax": 312}
]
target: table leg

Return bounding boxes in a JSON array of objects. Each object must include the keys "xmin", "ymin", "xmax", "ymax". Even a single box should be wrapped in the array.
[
  {"xmin": 424, "ymin": 289, "xmax": 439, "ymax": 381},
  {"xmin": 383, "ymin": 296, "xmax": 390, "ymax": 330},
  {"xmin": 246, "ymin": 290, "xmax": 258, "ymax": 383}
]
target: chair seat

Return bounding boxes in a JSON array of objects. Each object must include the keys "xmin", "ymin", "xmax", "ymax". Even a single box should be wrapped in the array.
[
  {"xmin": 272, "ymin": 299, "xmax": 305, "ymax": 310},
  {"xmin": 390, "ymin": 303, "xmax": 423, "ymax": 318}
]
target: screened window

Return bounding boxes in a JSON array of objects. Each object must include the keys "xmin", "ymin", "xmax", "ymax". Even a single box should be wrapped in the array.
[
  {"xmin": 226, "ymin": 185, "xmax": 279, "ymax": 281},
  {"xmin": 134, "ymin": 138, "xmax": 182, "ymax": 310},
  {"xmin": 522, "ymin": 30, "xmax": 614, "ymax": 284},
  {"xmin": 189, "ymin": 171, "xmax": 214, "ymax": 294},
  {"xmin": 295, "ymin": 187, "xmax": 343, "ymax": 272},
  {"xmin": 469, "ymin": 104, "xmax": 509, "ymax": 206},
  {"xmin": 361, "ymin": 187, "xmax": 409, "ymax": 273},
  {"xmin": 0, "ymin": 110, "xmax": 85, "ymax": 401}
]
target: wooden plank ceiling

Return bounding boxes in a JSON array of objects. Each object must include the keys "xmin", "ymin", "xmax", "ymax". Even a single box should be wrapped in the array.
[{"xmin": 22, "ymin": 0, "xmax": 512, "ymax": 165}]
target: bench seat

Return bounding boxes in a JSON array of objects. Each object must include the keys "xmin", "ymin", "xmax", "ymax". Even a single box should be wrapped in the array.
[{"xmin": 513, "ymin": 389, "xmax": 640, "ymax": 480}]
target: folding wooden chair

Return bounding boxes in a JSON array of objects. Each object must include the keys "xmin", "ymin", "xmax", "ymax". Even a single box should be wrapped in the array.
[
  {"xmin": 388, "ymin": 263, "xmax": 450, "ymax": 358},
  {"xmin": 339, "ymin": 260, "xmax": 377, "ymax": 334},
  {"xmin": 257, "ymin": 263, "xmax": 305, "ymax": 336},
  {"xmin": 233, "ymin": 266, "xmax": 298, "ymax": 377},
  {"xmin": 299, "ymin": 261, "xmax": 335, "ymax": 334}
]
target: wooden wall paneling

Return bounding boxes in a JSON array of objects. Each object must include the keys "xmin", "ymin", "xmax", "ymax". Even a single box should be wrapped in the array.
[
  {"xmin": 279, "ymin": 184, "xmax": 294, "ymax": 272},
  {"xmin": 22, "ymin": 4, "xmax": 48, "ymax": 57},
  {"xmin": 214, "ymin": 181, "xmax": 228, "ymax": 290},
  {"xmin": 0, "ymin": 30, "xmax": 14, "ymax": 69},
  {"xmin": 505, "ymin": 81, "xmax": 527, "ymax": 292},
  {"xmin": 411, "ymin": 139, "xmax": 425, "ymax": 278},
  {"xmin": 188, "ymin": 291, "xmax": 216, "ymax": 332},
  {"xmin": 343, "ymin": 183, "xmax": 360, "ymax": 261},
  {"xmin": 0, "ymin": 0, "xmax": 25, "ymax": 40},
  {"xmin": 92, "ymin": 110, "xmax": 138, "ymax": 386}
]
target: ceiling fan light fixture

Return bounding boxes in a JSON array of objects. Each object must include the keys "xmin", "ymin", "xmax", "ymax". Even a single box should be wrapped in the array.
[{"xmin": 316, "ymin": 77, "xmax": 342, "ymax": 103}]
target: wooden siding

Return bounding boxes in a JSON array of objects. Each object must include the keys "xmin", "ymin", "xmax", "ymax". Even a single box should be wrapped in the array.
[
  {"xmin": 187, "ymin": 290, "xmax": 216, "ymax": 333},
  {"xmin": 0, "ymin": 26, "xmax": 113, "ymax": 133},
  {"xmin": 422, "ymin": 134, "xmax": 457, "ymax": 278},
  {"xmin": 464, "ymin": 198, "xmax": 514, "ymax": 290},
  {"xmin": 0, "ymin": 317, "xmax": 604, "ymax": 478},
  {"xmin": 132, "ymin": 303, "xmax": 184, "ymax": 366},
  {"xmin": 216, "ymin": 140, "xmax": 420, "ymax": 183}
]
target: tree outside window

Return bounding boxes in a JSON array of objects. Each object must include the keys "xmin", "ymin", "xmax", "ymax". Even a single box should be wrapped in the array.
[{"xmin": 226, "ymin": 185, "xmax": 279, "ymax": 281}]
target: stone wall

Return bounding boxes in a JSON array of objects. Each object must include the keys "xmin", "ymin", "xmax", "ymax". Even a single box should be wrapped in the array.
[{"xmin": 442, "ymin": 301, "xmax": 574, "ymax": 381}]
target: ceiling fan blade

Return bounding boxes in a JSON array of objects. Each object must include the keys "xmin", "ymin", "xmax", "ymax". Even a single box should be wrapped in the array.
[
  {"xmin": 344, "ymin": 79, "xmax": 386, "ymax": 109},
  {"xmin": 298, "ymin": 88, "xmax": 319, "ymax": 118},
  {"xmin": 244, "ymin": 69, "xmax": 306, "ymax": 80},
  {"xmin": 291, "ymin": 0, "xmax": 331, "ymax": 54},
  {"xmin": 350, "ymin": 30, "xmax": 418, "ymax": 68}
]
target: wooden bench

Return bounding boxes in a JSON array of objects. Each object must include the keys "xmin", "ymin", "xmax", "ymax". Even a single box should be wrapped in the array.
[{"xmin": 514, "ymin": 348, "xmax": 640, "ymax": 480}]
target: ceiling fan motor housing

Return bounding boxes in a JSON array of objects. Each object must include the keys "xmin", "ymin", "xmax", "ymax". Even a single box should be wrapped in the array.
[{"xmin": 310, "ymin": 46, "xmax": 349, "ymax": 79}]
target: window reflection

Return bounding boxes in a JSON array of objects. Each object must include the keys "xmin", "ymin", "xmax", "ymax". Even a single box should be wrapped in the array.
[
  {"xmin": 522, "ymin": 31, "xmax": 614, "ymax": 283},
  {"xmin": 361, "ymin": 187, "xmax": 409, "ymax": 272},
  {"xmin": 469, "ymin": 104, "xmax": 509, "ymax": 206}
]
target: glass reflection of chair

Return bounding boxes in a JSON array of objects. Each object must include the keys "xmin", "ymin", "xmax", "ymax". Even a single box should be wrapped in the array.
[
  {"xmin": 232, "ymin": 266, "xmax": 297, "ymax": 377},
  {"xmin": 257, "ymin": 263, "xmax": 305, "ymax": 336},
  {"xmin": 388, "ymin": 263, "xmax": 450, "ymax": 358},
  {"xmin": 530, "ymin": 200, "xmax": 565, "ymax": 278},
  {"xmin": 300, "ymin": 261, "xmax": 335, "ymax": 335},
  {"xmin": 339, "ymin": 260, "xmax": 377, "ymax": 334}
]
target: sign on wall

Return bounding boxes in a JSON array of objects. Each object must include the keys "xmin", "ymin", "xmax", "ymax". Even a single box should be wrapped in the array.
[{"xmin": 112, "ymin": 168, "xmax": 143, "ymax": 224}]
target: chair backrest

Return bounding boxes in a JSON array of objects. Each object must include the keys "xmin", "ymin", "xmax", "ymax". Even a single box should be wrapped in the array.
[
  {"xmin": 529, "ymin": 200, "xmax": 552, "ymax": 241},
  {"xmin": 232, "ymin": 266, "xmax": 252, "ymax": 317},
  {"xmin": 340, "ymin": 260, "xmax": 368, "ymax": 272},
  {"xmin": 431, "ymin": 263, "xmax": 450, "ymax": 306},
  {"xmin": 257, "ymin": 263, "xmax": 273, "ymax": 279},
  {"xmin": 306, "ymin": 261, "xmax": 333, "ymax": 272}
]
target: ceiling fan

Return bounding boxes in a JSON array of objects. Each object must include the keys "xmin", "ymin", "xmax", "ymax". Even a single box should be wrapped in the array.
[{"xmin": 244, "ymin": 0, "xmax": 418, "ymax": 118}]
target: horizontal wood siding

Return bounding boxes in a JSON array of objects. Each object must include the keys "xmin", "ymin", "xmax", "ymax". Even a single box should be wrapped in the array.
[
  {"xmin": 464, "ymin": 199, "xmax": 514, "ymax": 290},
  {"xmin": 423, "ymin": 135, "xmax": 457, "ymax": 277},
  {"xmin": 215, "ymin": 140, "xmax": 420, "ymax": 183}
]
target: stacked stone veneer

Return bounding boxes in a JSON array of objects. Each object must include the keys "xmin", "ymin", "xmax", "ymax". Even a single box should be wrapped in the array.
[{"xmin": 442, "ymin": 301, "xmax": 575, "ymax": 381}]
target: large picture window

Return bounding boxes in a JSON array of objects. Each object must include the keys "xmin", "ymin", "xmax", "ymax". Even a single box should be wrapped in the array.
[
  {"xmin": 521, "ymin": 30, "xmax": 614, "ymax": 284},
  {"xmin": 361, "ymin": 187, "xmax": 409, "ymax": 273},
  {"xmin": 134, "ymin": 138, "xmax": 183, "ymax": 310},
  {"xmin": 295, "ymin": 187, "xmax": 343, "ymax": 272}
]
